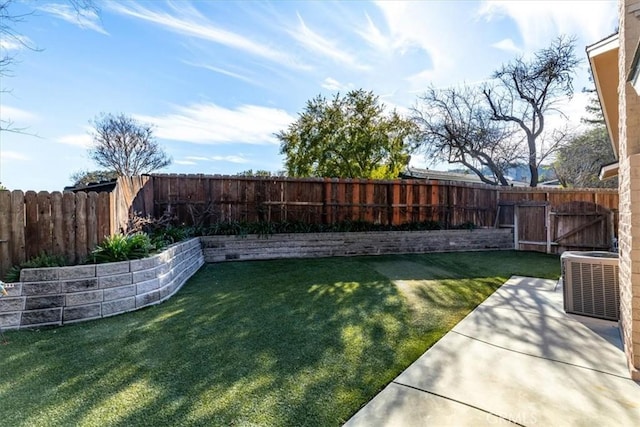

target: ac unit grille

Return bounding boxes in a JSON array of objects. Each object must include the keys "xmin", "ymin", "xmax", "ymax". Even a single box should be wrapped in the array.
[{"xmin": 562, "ymin": 252, "xmax": 619, "ymax": 321}]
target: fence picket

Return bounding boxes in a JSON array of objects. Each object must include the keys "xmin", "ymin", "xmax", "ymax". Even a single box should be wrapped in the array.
[
  {"xmin": 63, "ymin": 192, "xmax": 76, "ymax": 263},
  {"xmin": 37, "ymin": 191, "xmax": 52, "ymax": 255},
  {"xmin": 51, "ymin": 192, "xmax": 64, "ymax": 258},
  {"xmin": 75, "ymin": 192, "xmax": 88, "ymax": 262},
  {"xmin": 10, "ymin": 190, "xmax": 25, "ymax": 268},
  {"xmin": 24, "ymin": 191, "xmax": 38, "ymax": 260},
  {"xmin": 0, "ymin": 191, "xmax": 11, "ymax": 278}
]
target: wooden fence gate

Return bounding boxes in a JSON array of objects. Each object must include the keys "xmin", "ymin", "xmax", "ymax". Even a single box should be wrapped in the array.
[{"xmin": 499, "ymin": 201, "xmax": 615, "ymax": 254}]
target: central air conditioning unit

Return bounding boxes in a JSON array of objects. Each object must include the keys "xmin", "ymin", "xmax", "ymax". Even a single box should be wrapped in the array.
[{"xmin": 561, "ymin": 251, "xmax": 620, "ymax": 321}]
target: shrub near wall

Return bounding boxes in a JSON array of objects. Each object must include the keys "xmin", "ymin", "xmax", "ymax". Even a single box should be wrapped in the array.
[
  {"xmin": 0, "ymin": 238, "xmax": 204, "ymax": 330},
  {"xmin": 201, "ymin": 229, "xmax": 514, "ymax": 262}
]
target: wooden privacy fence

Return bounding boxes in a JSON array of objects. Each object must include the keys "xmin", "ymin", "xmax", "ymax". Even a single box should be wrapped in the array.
[
  {"xmin": 149, "ymin": 175, "xmax": 501, "ymax": 227},
  {"xmin": 0, "ymin": 176, "xmax": 153, "ymax": 279},
  {"xmin": 0, "ymin": 190, "xmax": 111, "ymax": 277},
  {"xmin": 148, "ymin": 175, "xmax": 619, "ymax": 235},
  {"xmin": 496, "ymin": 188, "xmax": 619, "ymax": 254},
  {"xmin": 0, "ymin": 174, "xmax": 621, "ymax": 278}
]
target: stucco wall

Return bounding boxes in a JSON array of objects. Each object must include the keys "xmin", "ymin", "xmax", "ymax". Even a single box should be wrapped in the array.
[
  {"xmin": 201, "ymin": 229, "xmax": 514, "ymax": 263},
  {"xmin": 0, "ymin": 238, "xmax": 204, "ymax": 330},
  {"xmin": 617, "ymin": 0, "xmax": 640, "ymax": 380}
]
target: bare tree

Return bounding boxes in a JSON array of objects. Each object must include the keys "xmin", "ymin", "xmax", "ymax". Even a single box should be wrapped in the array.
[
  {"xmin": 89, "ymin": 113, "xmax": 171, "ymax": 176},
  {"xmin": 1, "ymin": 0, "xmax": 98, "ymax": 132},
  {"xmin": 1, "ymin": 1, "xmax": 35, "ymax": 76},
  {"xmin": 482, "ymin": 36, "xmax": 581, "ymax": 186},
  {"xmin": 412, "ymin": 85, "xmax": 521, "ymax": 186}
]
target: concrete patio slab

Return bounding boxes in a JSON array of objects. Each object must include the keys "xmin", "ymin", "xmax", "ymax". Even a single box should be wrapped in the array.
[
  {"xmin": 346, "ymin": 382, "xmax": 515, "ymax": 427},
  {"xmin": 345, "ymin": 276, "xmax": 640, "ymax": 427},
  {"xmin": 452, "ymin": 305, "xmax": 628, "ymax": 376}
]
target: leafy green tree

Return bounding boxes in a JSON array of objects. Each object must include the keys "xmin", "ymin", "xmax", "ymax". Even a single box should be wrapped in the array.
[
  {"xmin": 236, "ymin": 169, "xmax": 275, "ymax": 177},
  {"xmin": 554, "ymin": 127, "xmax": 616, "ymax": 188},
  {"xmin": 581, "ymin": 87, "xmax": 606, "ymax": 126},
  {"xmin": 554, "ymin": 83, "xmax": 616, "ymax": 189},
  {"xmin": 277, "ymin": 89, "xmax": 417, "ymax": 179},
  {"xmin": 69, "ymin": 169, "xmax": 118, "ymax": 187}
]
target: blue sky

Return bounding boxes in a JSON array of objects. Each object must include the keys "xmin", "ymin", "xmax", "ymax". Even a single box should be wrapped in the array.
[{"xmin": 0, "ymin": 0, "xmax": 618, "ymax": 191}]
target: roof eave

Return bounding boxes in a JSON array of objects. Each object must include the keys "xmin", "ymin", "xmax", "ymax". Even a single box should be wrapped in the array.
[{"xmin": 586, "ymin": 33, "xmax": 620, "ymax": 159}]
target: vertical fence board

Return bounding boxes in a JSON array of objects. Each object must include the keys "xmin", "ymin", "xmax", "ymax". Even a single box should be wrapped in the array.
[
  {"xmin": 336, "ymin": 181, "xmax": 346, "ymax": 222},
  {"xmin": 352, "ymin": 181, "xmax": 360, "ymax": 221},
  {"xmin": 97, "ymin": 192, "xmax": 110, "ymax": 242},
  {"xmin": 86, "ymin": 192, "xmax": 98, "ymax": 253},
  {"xmin": 0, "ymin": 191, "xmax": 11, "ymax": 277},
  {"xmin": 75, "ymin": 192, "xmax": 88, "ymax": 262},
  {"xmin": 51, "ymin": 192, "xmax": 64, "ymax": 258},
  {"xmin": 37, "ymin": 191, "xmax": 52, "ymax": 255},
  {"xmin": 10, "ymin": 190, "xmax": 25, "ymax": 269},
  {"xmin": 24, "ymin": 191, "xmax": 38, "ymax": 260},
  {"xmin": 62, "ymin": 192, "xmax": 76, "ymax": 263}
]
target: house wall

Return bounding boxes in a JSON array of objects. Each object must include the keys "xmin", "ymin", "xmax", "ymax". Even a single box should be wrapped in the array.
[{"xmin": 617, "ymin": 0, "xmax": 640, "ymax": 380}]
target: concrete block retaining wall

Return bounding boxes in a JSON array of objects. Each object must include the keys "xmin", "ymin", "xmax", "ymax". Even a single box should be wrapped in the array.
[
  {"xmin": 201, "ymin": 229, "xmax": 514, "ymax": 262},
  {"xmin": 0, "ymin": 238, "xmax": 204, "ymax": 329}
]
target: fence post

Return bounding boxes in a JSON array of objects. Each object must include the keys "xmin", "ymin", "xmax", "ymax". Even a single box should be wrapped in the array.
[
  {"xmin": 545, "ymin": 204, "xmax": 552, "ymax": 254},
  {"xmin": 514, "ymin": 205, "xmax": 519, "ymax": 250}
]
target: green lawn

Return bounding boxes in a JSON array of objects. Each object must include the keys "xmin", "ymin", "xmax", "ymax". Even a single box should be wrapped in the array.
[{"xmin": 0, "ymin": 251, "xmax": 560, "ymax": 426}]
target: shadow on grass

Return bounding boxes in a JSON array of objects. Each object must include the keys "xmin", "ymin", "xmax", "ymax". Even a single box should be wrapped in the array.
[{"xmin": 0, "ymin": 251, "xmax": 560, "ymax": 427}]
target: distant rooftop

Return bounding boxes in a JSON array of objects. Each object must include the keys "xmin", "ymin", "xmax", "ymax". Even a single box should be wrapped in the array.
[
  {"xmin": 64, "ymin": 179, "xmax": 117, "ymax": 193},
  {"xmin": 400, "ymin": 167, "xmax": 527, "ymax": 187}
]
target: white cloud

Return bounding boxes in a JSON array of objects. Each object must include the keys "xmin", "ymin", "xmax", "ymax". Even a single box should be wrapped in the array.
[
  {"xmin": 356, "ymin": 13, "xmax": 391, "ymax": 52},
  {"xmin": 321, "ymin": 77, "xmax": 353, "ymax": 91},
  {"xmin": 479, "ymin": 1, "xmax": 617, "ymax": 51},
  {"xmin": 0, "ymin": 35, "xmax": 33, "ymax": 51},
  {"xmin": 373, "ymin": 2, "xmax": 456, "ymax": 87},
  {"xmin": 0, "ymin": 106, "xmax": 38, "ymax": 123},
  {"xmin": 55, "ymin": 133, "xmax": 92, "ymax": 148},
  {"xmin": 211, "ymin": 154, "xmax": 249, "ymax": 164},
  {"xmin": 210, "ymin": 155, "xmax": 249, "ymax": 164},
  {"xmin": 135, "ymin": 103, "xmax": 295, "ymax": 145},
  {"xmin": 1, "ymin": 150, "xmax": 29, "ymax": 161},
  {"xmin": 288, "ymin": 14, "xmax": 369, "ymax": 71},
  {"xmin": 175, "ymin": 154, "xmax": 249, "ymax": 165},
  {"xmin": 183, "ymin": 61, "xmax": 262, "ymax": 87},
  {"xmin": 39, "ymin": 4, "xmax": 109, "ymax": 35},
  {"xmin": 175, "ymin": 154, "xmax": 249, "ymax": 166},
  {"xmin": 492, "ymin": 38, "xmax": 522, "ymax": 54},
  {"xmin": 110, "ymin": 2, "xmax": 309, "ymax": 70},
  {"xmin": 174, "ymin": 159, "xmax": 197, "ymax": 165}
]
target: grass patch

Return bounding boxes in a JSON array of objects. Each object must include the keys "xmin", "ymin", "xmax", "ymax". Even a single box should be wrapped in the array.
[{"xmin": 0, "ymin": 251, "xmax": 559, "ymax": 426}]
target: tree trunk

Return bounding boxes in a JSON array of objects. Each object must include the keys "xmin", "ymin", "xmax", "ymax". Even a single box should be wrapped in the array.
[{"xmin": 528, "ymin": 135, "xmax": 538, "ymax": 187}]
